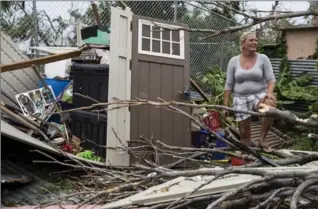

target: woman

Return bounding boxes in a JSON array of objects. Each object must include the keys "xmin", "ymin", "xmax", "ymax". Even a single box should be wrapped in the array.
[{"xmin": 223, "ymin": 31, "xmax": 276, "ymax": 150}]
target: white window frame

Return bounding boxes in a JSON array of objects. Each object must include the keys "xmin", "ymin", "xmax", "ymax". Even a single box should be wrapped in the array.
[{"xmin": 138, "ymin": 19, "xmax": 185, "ymax": 60}]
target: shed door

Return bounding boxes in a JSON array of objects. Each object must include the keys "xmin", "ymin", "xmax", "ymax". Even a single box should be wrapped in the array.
[{"xmin": 130, "ymin": 15, "xmax": 191, "ymax": 165}]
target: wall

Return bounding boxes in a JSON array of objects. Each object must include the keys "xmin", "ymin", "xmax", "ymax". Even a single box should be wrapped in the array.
[{"xmin": 284, "ymin": 28, "xmax": 318, "ymax": 59}]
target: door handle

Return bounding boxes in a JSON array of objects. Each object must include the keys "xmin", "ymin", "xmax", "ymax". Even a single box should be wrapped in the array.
[{"xmin": 183, "ymin": 86, "xmax": 191, "ymax": 100}]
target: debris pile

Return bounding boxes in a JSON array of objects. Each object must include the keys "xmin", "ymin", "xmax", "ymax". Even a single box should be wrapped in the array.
[{"xmin": 25, "ymin": 133, "xmax": 318, "ymax": 209}]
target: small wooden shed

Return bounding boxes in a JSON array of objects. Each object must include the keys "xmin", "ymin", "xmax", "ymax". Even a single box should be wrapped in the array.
[{"xmin": 106, "ymin": 6, "xmax": 191, "ymax": 166}]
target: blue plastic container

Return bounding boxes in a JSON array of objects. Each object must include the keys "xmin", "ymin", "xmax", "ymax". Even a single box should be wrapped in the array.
[
  {"xmin": 39, "ymin": 78, "xmax": 70, "ymax": 97},
  {"xmin": 191, "ymin": 129, "xmax": 212, "ymax": 148},
  {"xmin": 212, "ymin": 129, "xmax": 228, "ymax": 160}
]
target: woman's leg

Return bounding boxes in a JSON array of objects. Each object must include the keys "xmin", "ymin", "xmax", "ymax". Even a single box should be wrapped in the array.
[
  {"xmin": 258, "ymin": 97, "xmax": 277, "ymax": 149},
  {"xmin": 238, "ymin": 117, "xmax": 252, "ymax": 147}
]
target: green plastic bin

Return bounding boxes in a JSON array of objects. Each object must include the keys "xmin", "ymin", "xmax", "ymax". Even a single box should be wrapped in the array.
[{"xmin": 81, "ymin": 25, "xmax": 110, "ymax": 46}]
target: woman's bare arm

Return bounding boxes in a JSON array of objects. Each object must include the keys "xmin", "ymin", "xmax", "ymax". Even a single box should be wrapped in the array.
[
  {"xmin": 224, "ymin": 58, "xmax": 235, "ymax": 106},
  {"xmin": 262, "ymin": 54, "xmax": 276, "ymax": 94},
  {"xmin": 223, "ymin": 90, "xmax": 232, "ymax": 106}
]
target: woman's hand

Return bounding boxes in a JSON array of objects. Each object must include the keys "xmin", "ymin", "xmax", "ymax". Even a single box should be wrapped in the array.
[{"xmin": 265, "ymin": 93, "xmax": 276, "ymax": 105}]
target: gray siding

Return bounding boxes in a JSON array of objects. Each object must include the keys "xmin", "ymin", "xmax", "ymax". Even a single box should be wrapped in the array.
[{"xmin": 1, "ymin": 33, "xmax": 38, "ymax": 108}]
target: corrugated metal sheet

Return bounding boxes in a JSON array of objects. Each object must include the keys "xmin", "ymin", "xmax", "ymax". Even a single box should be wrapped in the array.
[
  {"xmin": 1, "ymin": 120, "xmax": 106, "ymax": 167},
  {"xmin": 229, "ymin": 122, "xmax": 292, "ymax": 149},
  {"xmin": 1, "ymin": 33, "xmax": 38, "ymax": 107},
  {"xmin": 270, "ymin": 58, "xmax": 318, "ymax": 112},
  {"xmin": 270, "ymin": 58, "xmax": 318, "ymax": 85},
  {"xmin": 190, "ymin": 91, "xmax": 212, "ymax": 101},
  {"xmin": 1, "ymin": 136, "xmax": 80, "ymax": 207}
]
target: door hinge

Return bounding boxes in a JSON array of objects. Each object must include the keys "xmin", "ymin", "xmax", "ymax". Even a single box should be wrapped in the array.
[
  {"xmin": 129, "ymin": 59, "xmax": 132, "ymax": 70},
  {"xmin": 130, "ymin": 21, "xmax": 133, "ymax": 31}
]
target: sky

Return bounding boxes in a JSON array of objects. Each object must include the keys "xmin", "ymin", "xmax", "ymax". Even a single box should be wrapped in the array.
[
  {"xmin": 239, "ymin": 1, "xmax": 310, "ymax": 24},
  {"xmin": 35, "ymin": 1, "xmax": 311, "ymax": 22},
  {"xmin": 249, "ymin": 1, "xmax": 309, "ymax": 11},
  {"xmin": 16, "ymin": 1, "xmax": 312, "ymax": 51}
]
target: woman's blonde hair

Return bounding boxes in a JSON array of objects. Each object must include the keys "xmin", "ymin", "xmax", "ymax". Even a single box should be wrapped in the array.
[{"xmin": 240, "ymin": 31, "xmax": 256, "ymax": 51}]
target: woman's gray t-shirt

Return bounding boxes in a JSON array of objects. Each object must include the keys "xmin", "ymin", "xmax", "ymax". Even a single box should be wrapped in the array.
[{"xmin": 224, "ymin": 53, "xmax": 276, "ymax": 96}]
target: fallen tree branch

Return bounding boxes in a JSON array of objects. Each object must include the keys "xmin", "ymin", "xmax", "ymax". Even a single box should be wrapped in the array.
[
  {"xmin": 149, "ymin": 9, "xmax": 318, "ymax": 40},
  {"xmin": 291, "ymin": 178, "xmax": 318, "ymax": 209},
  {"xmin": 156, "ymin": 140, "xmax": 255, "ymax": 161},
  {"xmin": 202, "ymin": 9, "xmax": 318, "ymax": 40},
  {"xmin": 57, "ymin": 99, "xmax": 318, "ymax": 128},
  {"xmin": 252, "ymin": 187, "xmax": 294, "ymax": 209},
  {"xmin": 206, "ymin": 175, "xmax": 276, "ymax": 209}
]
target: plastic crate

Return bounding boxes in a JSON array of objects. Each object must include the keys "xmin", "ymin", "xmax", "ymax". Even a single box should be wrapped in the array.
[
  {"xmin": 70, "ymin": 110, "xmax": 107, "ymax": 158},
  {"xmin": 202, "ymin": 110, "xmax": 220, "ymax": 131},
  {"xmin": 70, "ymin": 63, "xmax": 109, "ymax": 108}
]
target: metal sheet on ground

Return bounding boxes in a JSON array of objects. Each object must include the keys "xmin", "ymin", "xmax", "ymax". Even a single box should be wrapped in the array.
[{"xmin": 1, "ymin": 120, "xmax": 106, "ymax": 167}]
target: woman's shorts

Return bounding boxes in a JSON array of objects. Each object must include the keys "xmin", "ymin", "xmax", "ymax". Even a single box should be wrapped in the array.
[{"xmin": 232, "ymin": 91, "xmax": 266, "ymax": 122}]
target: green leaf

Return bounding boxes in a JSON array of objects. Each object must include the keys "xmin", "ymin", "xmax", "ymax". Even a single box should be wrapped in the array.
[{"xmin": 287, "ymin": 72, "xmax": 313, "ymax": 87}]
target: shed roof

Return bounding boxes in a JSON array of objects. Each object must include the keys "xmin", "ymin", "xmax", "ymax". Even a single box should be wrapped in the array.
[{"xmin": 1, "ymin": 33, "xmax": 38, "ymax": 108}]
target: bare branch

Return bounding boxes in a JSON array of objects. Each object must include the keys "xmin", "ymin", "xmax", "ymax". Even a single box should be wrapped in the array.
[
  {"xmin": 214, "ymin": 1, "xmax": 259, "ymax": 20},
  {"xmin": 57, "ymin": 99, "xmax": 318, "ymax": 128},
  {"xmin": 249, "ymin": 9, "xmax": 294, "ymax": 13},
  {"xmin": 291, "ymin": 178, "xmax": 318, "ymax": 209},
  {"xmin": 202, "ymin": 9, "xmax": 318, "ymax": 39}
]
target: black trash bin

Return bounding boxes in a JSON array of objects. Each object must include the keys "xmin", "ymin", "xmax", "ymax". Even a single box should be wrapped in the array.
[
  {"xmin": 70, "ymin": 110, "xmax": 107, "ymax": 158},
  {"xmin": 70, "ymin": 63, "xmax": 109, "ymax": 108}
]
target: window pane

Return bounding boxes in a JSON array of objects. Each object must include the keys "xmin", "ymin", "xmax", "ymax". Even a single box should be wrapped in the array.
[
  {"xmin": 162, "ymin": 41, "xmax": 170, "ymax": 54},
  {"xmin": 162, "ymin": 28, "xmax": 170, "ymax": 41},
  {"xmin": 152, "ymin": 40, "xmax": 160, "ymax": 53},
  {"xmin": 142, "ymin": 38, "xmax": 150, "ymax": 51},
  {"xmin": 172, "ymin": 43, "xmax": 180, "ymax": 55},
  {"xmin": 142, "ymin": 24, "xmax": 150, "ymax": 37},
  {"xmin": 172, "ymin": 30, "xmax": 180, "ymax": 42},
  {"xmin": 152, "ymin": 26, "xmax": 160, "ymax": 39}
]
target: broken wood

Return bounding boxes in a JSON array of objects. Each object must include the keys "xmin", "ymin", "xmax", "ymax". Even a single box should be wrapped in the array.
[
  {"xmin": 0, "ymin": 103, "xmax": 50, "ymax": 141},
  {"xmin": 190, "ymin": 78, "xmax": 210, "ymax": 102},
  {"xmin": 91, "ymin": 1, "xmax": 101, "ymax": 26},
  {"xmin": 1, "ymin": 46, "xmax": 88, "ymax": 73}
]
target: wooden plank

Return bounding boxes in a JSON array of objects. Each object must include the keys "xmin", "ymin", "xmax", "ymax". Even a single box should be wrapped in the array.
[
  {"xmin": 1, "ymin": 46, "xmax": 88, "ymax": 73},
  {"xmin": 190, "ymin": 78, "xmax": 210, "ymax": 102},
  {"xmin": 106, "ymin": 6, "xmax": 132, "ymax": 166}
]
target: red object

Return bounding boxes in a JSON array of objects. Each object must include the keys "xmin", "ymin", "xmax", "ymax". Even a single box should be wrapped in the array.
[
  {"xmin": 231, "ymin": 157, "xmax": 245, "ymax": 166},
  {"xmin": 61, "ymin": 144, "xmax": 73, "ymax": 153},
  {"xmin": 202, "ymin": 110, "xmax": 220, "ymax": 131},
  {"xmin": 231, "ymin": 157, "xmax": 254, "ymax": 166}
]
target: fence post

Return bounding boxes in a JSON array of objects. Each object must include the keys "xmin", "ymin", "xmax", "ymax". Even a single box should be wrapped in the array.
[
  {"xmin": 173, "ymin": 1, "xmax": 177, "ymax": 22},
  {"xmin": 32, "ymin": 1, "xmax": 39, "ymax": 58}
]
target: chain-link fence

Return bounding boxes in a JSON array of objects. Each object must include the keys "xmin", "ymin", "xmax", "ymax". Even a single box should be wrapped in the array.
[{"xmin": 1, "ymin": 1, "xmax": 241, "ymax": 93}]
